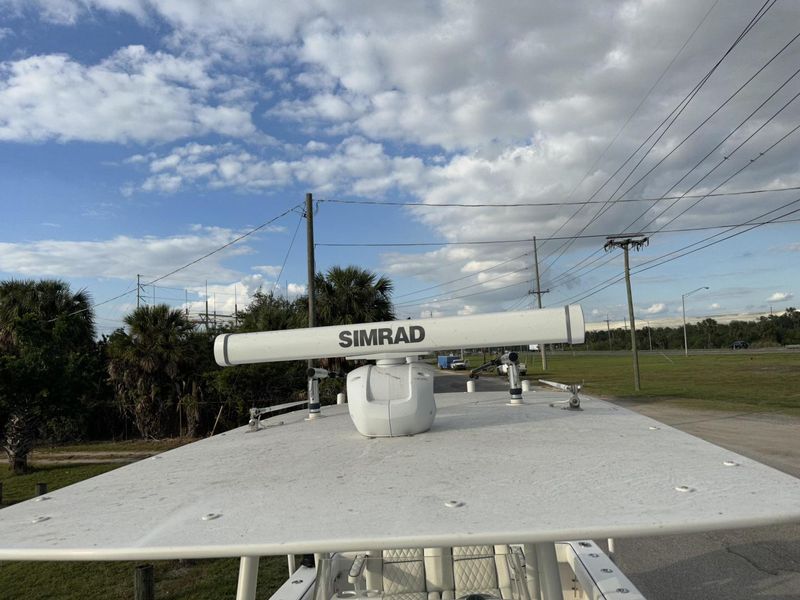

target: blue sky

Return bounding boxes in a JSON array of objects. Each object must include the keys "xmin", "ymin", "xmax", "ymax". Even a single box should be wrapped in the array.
[{"xmin": 1, "ymin": 0, "xmax": 798, "ymax": 336}]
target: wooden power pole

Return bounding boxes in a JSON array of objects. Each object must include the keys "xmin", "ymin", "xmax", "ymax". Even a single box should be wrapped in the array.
[
  {"xmin": 531, "ymin": 236, "xmax": 549, "ymax": 370},
  {"xmin": 604, "ymin": 236, "xmax": 649, "ymax": 391},
  {"xmin": 305, "ymin": 193, "xmax": 316, "ymax": 368}
]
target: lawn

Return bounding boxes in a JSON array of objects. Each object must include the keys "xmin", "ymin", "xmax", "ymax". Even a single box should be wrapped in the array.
[
  {"xmin": 0, "ymin": 463, "xmax": 125, "ymax": 506},
  {"xmin": 0, "ymin": 555, "xmax": 289, "ymax": 600},
  {"xmin": 32, "ymin": 438, "xmax": 192, "ymax": 455},
  {"xmin": 512, "ymin": 350, "xmax": 800, "ymax": 412}
]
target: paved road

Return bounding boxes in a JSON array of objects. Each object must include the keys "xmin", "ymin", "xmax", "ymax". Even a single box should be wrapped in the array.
[
  {"xmin": 434, "ymin": 373, "xmax": 800, "ymax": 599},
  {"xmin": 433, "ymin": 370, "xmax": 508, "ymax": 394}
]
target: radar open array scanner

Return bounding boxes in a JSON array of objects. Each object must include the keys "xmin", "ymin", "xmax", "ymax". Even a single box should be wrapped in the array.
[
  {"xmin": 215, "ymin": 305, "xmax": 585, "ymax": 436},
  {"xmin": 1, "ymin": 305, "xmax": 799, "ymax": 600}
]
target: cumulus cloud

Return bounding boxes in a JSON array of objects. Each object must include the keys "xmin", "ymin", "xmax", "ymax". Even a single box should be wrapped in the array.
[
  {"xmin": 0, "ymin": 46, "xmax": 256, "ymax": 143},
  {"xmin": 766, "ymin": 292, "xmax": 793, "ymax": 302},
  {"xmin": 642, "ymin": 303, "xmax": 668, "ymax": 315},
  {"xmin": 131, "ymin": 137, "xmax": 426, "ymax": 195},
  {"xmin": 0, "ymin": 226, "xmax": 271, "ymax": 285},
  {"xmin": 8, "ymin": 0, "xmax": 800, "ymax": 316}
]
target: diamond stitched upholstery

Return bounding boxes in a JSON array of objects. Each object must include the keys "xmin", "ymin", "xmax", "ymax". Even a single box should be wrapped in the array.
[
  {"xmin": 452, "ymin": 546, "xmax": 499, "ymax": 597},
  {"xmin": 383, "ymin": 548, "xmax": 427, "ymax": 597}
]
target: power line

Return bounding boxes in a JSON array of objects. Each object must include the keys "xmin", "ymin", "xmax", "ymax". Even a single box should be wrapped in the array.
[
  {"xmin": 142, "ymin": 204, "xmax": 301, "ymax": 287},
  {"xmin": 534, "ymin": 0, "xmax": 722, "ymax": 247},
  {"xmin": 394, "ymin": 265, "xmax": 531, "ymax": 307},
  {"xmin": 646, "ymin": 116, "xmax": 800, "ymax": 235},
  {"xmin": 396, "ymin": 278, "xmax": 531, "ymax": 309},
  {"xmin": 617, "ymin": 35, "xmax": 800, "ymax": 235},
  {"xmin": 393, "ymin": 251, "xmax": 530, "ymax": 299},
  {"xmin": 61, "ymin": 204, "xmax": 300, "ymax": 320},
  {"xmin": 272, "ymin": 211, "xmax": 304, "ymax": 295},
  {"xmin": 536, "ymin": 2, "xmax": 777, "ymax": 274},
  {"xmin": 539, "ymin": 27, "xmax": 798, "ymax": 288},
  {"xmin": 317, "ymin": 185, "xmax": 800, "ymax": 209},
  {"xmin": 554, "ymin": 197, "xmax": 800, "ymax": 305},
  {"xmin": 317, "ymin": 213, "xmax": 800, "ymax": 248}
]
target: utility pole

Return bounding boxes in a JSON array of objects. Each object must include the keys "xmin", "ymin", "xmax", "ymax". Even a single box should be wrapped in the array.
[
  {"xmin": 604, "ymin": 236, "xmax": 649, "ymax": 392},
  {"xmin": 205, "ymin": 280, "xmax": 209, "ymax": 332},
  {"xmin": 137, "ymin": 274, "xmax": 141, "ymax": 308},
  {"xmin": 305, "ymin": 193, "xmax": 316, "ymax": 363},
  {"xmin": 234, "ymin": 286, "xmax": 239, "ymax": 327},
  {"xmin": 605, "ymin": 315, "xmax": 612, "ymax": 351},
  {"xmin": 531, "ymin": 236, "xmax": 549, "ymax": 370}
]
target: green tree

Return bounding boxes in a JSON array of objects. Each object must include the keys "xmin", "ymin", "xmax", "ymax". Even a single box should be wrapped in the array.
[
  {"xmin": 0, "ymin": 280, "xmax": 95, "ymax": 474},
  {"xmin": 107, "ymin": 305, "xmax": 198, "ymax": 439},
  {"xmin": 208, "ymin": 291, "xmax": 306, "ymax": 421},
  {"xmin": 312, "ymin": 265, "xmax": 395, "ymax": 326}
]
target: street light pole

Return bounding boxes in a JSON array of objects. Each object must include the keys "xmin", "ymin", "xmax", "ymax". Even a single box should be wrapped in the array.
[{"xmin": 682, "ymin": 286, "xmax": 709, "ymax": 357}]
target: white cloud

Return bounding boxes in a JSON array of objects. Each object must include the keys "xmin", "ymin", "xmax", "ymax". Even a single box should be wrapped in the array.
[
  {"xmin": 642, "ymin": 303, "xmax": 667, "ymax": 315},
  {"xmin": 0, "ymin": 226, "xmax": 265, "ymax": 285},
  {"xmin": 9, "ymin": 0, "xmax": 800, "ymax": 317},
  {"xmin": 0, "ymin": 46, "xmax": 256, "ymax": 143},
  {"xmin": 766, "ymin": 292, "xmax": 793, "ymax": 302},
  {"xmin": 710, "ymin": 303, "xmax": 721, "ymax": 309},
  {"xmin": 252, "ymin": 265, "xmax": 281, "ymax": 278},
  {"xmin": 305, "ymin": 141, "xmax": 329, "ymax": 152},
  {"xmin": 132, "ymin": 137, "xmax": 426, "ymax": 195}
]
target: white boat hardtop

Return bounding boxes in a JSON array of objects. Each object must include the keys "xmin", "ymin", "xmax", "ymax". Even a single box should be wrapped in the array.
[{"xmin": 1, "ymin": 388, "xmax": 799, "ymax": 561}]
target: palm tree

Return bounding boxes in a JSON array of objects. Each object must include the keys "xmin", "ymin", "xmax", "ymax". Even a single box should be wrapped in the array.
[
  {"xmin": 0, "ymin": 279, "xmax": 95, "ymax": 474},
  {"xmin": 314, "ymin": 265, "xmax": 395, "ymax": 326},
  {"xmin": 107, "ymin": 305, "xmax": 195, "ymax": 439}
]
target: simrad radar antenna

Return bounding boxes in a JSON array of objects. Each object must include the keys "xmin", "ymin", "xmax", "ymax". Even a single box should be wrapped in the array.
[{"xmin": 215, "ymin": 305, "xmax": 585, "ymax": 437}]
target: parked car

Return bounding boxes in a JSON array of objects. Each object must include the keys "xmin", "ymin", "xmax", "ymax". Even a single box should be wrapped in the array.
[
  {"xmin": 731, "ymin": 340, "xmax": 749, "ymax": 350},
  {"xmin": 450, "ymin": 359, "xmax": 468, "ymax": 370}
]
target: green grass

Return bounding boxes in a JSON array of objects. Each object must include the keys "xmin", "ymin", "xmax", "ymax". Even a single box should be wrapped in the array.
[
  {"xmin": 33, "ymin": 438, "xmax": 193, "ymax": 455},
  {"xmin": 0, "ymin": 555, "xmax": 289, "ymax": 600},
  {"xmin": 0, "ymin": 463, "xmax": 124, "ymax": 506},
  {"xmin": 510, "ymin": 351, "xmax": 800, "ymax": 412}
]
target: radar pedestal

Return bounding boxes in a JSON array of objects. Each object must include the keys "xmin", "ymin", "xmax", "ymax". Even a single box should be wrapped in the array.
[{"xmin": 347, "ymin": 356, "xmax": 435, "ymax": 437}]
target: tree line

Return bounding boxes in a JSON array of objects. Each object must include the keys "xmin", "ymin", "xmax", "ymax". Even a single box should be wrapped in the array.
[
  {"xmin": 579, "ymin": 310, "xmax": 800, "ymax": 351},
  {"xmin": 0, "ymin": 267, "xmax": 393, "ymax": 474}
]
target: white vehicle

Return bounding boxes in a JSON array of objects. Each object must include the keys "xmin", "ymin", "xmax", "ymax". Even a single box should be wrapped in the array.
[
  {"xmin": 1, "ymin": 305, "xmax": 799, "ymax": 600},
  {"xmin": 450, "ymin": 358, "xmax": 467, "ymax": 370}
]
